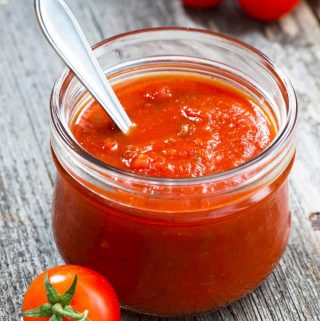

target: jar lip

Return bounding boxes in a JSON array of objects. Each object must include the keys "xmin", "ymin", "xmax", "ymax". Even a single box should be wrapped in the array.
[{"xmin": 51, "ymin": 27, "xmax": 297, "ymax": 186}]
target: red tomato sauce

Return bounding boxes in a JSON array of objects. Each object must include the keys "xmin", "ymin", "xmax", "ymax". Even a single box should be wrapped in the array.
[
  {"xmin": 72, "ymin": 73, "xmax": 276, "ymax": 178},
  {"xmin": 52, "ymin": 72, "xmax": 291, "ymax": 316}
]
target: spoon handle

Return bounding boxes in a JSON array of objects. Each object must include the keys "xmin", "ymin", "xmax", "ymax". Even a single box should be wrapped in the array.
[{"xmin": 35, "ymin": 0, "xmax": 132, "ymax": 133}]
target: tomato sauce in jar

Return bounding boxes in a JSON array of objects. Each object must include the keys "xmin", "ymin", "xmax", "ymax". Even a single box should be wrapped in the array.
[
  {"xmin": 50, "ymin": 28, "xmax": 297, "ymax": 316},
  {"xmin": 72, "ymin": 73, "xmax": 276, "ymax": 178}
]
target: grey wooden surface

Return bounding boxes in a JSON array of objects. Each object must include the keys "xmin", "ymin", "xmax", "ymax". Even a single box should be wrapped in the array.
[{"xmin": 0, "ymin": 0, "xmax": 319, "ymax": 320}]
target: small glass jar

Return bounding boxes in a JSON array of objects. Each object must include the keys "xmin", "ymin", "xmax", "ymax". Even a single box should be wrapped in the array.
[{"xmin": 50, "ymin": 28, "xmax": 297, "ymax": 316}]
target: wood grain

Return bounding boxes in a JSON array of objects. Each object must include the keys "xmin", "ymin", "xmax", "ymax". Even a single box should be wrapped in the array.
[{"xmin": 0, "ymin": 0, "xmax": 319, "ymax": 320}]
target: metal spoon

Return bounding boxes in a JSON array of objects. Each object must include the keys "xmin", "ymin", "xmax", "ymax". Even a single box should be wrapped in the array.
[{"xmin": 34, "ymin": 0, "xmax": 133, "ymax": 133}]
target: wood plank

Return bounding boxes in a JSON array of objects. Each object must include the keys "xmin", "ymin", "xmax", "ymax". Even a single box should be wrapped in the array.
[{"xmin": 0, "ymin": 0, "xmax": 319, "ymax": 320}]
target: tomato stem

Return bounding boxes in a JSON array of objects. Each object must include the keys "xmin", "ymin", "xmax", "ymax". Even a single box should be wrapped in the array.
[
  {"xmin": 52, "ymin": 303, "xmax": 87, "ymax": 320},
  {"xmin": 22, "ymin": 274, "xmax": 91, "ymax": 321}
]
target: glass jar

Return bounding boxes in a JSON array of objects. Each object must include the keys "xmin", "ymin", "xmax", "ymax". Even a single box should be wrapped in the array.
[{"xmin": 50, "ymin": 28, "xmax": 297, "ymax": 316}]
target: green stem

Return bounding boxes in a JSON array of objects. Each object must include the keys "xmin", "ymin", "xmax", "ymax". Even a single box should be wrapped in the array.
[
  {"xmin": 22, "ymin": 274, "xmax": 91, "ymax": 321},
  {"xmin": 52, "ymin": 303, "xmax": 88, "ymax": 320}
]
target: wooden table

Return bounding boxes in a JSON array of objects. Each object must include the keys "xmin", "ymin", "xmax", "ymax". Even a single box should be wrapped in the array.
[{"xmin": 0, "ymin": 0, "xmax": 319, "ymax": 320}]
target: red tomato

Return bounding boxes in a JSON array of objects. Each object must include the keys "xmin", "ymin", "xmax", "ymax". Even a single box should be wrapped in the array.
[
  {"xmin": 238, "ymin": 0, "xmax": 299, "ymax": 21},
  {"xmin": 182, "ymin": 0, "xmax": 223, "ymax": 9},
  {"xmin": 22, "ymin": 265, "xmax": 120, "ymax": 321}
]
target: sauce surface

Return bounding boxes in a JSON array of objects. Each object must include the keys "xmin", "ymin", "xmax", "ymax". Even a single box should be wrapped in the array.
[{"xmin": 72, "ymin": 73, "xmax": 276, "ymax": 178}]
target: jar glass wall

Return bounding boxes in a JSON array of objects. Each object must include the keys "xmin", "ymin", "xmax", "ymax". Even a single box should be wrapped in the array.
[{"xmin": 50, "ymin": 28, "xmax": 297, "ymax": 316}]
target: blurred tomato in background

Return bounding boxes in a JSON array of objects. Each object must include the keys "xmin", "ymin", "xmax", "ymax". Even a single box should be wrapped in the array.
[
  {"xmin": 182, "ymin": 0, "xmax": 299, "ymax": 21},
  {"xmin": 238, "ymin": 0, "xmax": 299, "ymax": 21},
  {"xmin": 182, "ymin": 0, "xmax": 223, "ymax": 9}
]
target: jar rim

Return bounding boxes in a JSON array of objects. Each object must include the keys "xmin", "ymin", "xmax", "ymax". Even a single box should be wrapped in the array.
[{"xmin": 50, "ymin": 27, "xmax": 297, "ymax": 187}]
